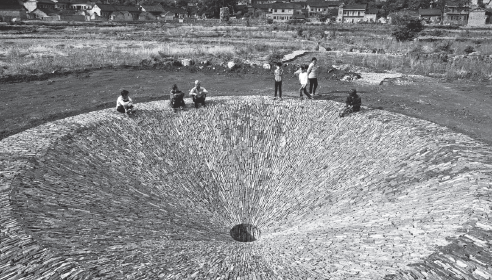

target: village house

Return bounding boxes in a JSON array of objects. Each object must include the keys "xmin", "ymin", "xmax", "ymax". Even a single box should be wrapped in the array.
[
  {"xmin": 36, "ymin": 0, "xmax": 56, "ymax": 10},
  {"xmin": 59, "ymin": 9, "xmax": 88, "ymax": 21},
  {"xmin": 92, "ymin": 4, "xmax": 140, "ymax": 21},
  {"xmin": 444, "ymin": 1, "xmax": 469, "ymax": 25},
  {"xmin": 467, "ymin": 7, "xmax": 492, "ymax": 26},
  {"xmin": 363, "ymin": 8, "xmax": 377, "ymax": 22},
  {"xmin": 55, "ymin": 0, "xmax": 72, "ymax": 10},
  {"xmin": 306, "ymin": 0, "xmax": 340, "ymax": 18},
  {"xmin": 266, "ymin": 2, "xmax": 304, "ymax": 22},
  {"xmin": 140, "ymin": 5, "xmax": 165, "ymax": 19},
  {"xmin": 30, "ymin": 7, "xmax": 60, "ymax": 20},
  {"xmin": 69, "ymin": 0, "xmax": 94, "ymax": 11},
  {"xmin": 337, "ymin": 3, "xmax": 367, "ymax": 23},
  {"xmin": 0, "ymin": 0, "xmax": 28, "ymax": 22},
  {"xmin": 419, "ymin": 8, "xmax": 442, "ymax": 23},
  {"xmin": 162, "ymin": 7, "xmax": 187, "ymax": 20}
]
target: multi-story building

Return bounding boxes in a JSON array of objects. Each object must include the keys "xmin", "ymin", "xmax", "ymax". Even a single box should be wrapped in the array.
[
  {"xmin": 266, "ymin": 2, "xmax": 305, "ymax": 22},
  {"xmin": 418, "ymin": 8, "xmax": 442, "ymax": 23},
  {"xmin": 306, "ymin": 0, "xmax": 340, "ymax": 18},
  {"xmin": 337, "ymin": 3, "xmax": 367, "ymax": 23},
  {"xmin": 444, "ymin": 1, "xmax": 469, "ymax": 24}
]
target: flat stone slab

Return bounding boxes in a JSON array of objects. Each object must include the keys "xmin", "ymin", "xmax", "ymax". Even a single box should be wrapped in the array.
[
  {"xmin": 282, "ymin": 50, "xmax": 309, "ymax": 63},
  {"xmin": 1, "ymin": 96, "xmax": 492, "ymax": 279}
]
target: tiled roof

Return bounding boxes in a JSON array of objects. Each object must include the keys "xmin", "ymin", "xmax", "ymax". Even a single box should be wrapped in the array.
[
  {"xmin": 270, "ymin": 2, "xmax": 303, "ymax": 9},
  {"xmin": 307, "ymin": 0, "xmax": 341, "ymax": 8},
  {"xmin": 163, "ymin": 7, "xmax": 186, "ymax": 14},
  {"xmin": 33, "ymin": 7, "xmax": 60, "ymax": 16},
  {"xmin": 141, "ymin": 5, "xmax": 165, "ymax": 13},
  {"xmin": 252, "ymin": 3, "xmax": 273, "ymax": 9},
  {"xmin": 95, "ymin": 4, "xmax": 140, "ymax": 12},
  {"xmin": 113, "ymin": 5, "xmax": 140, "ymax": 12},
  {"xmin": 37, "ymin": 0, "xmax": 56, "ymax": 4},
  {"xmin": 366, "ymin": 8, "xmax": 378, "ymax": 14},
  {"xmin": 343, "ymin": 4, "xmax": 367, "ymax": 10},
  {"xmin": 419, "ymin": 8, "xmax": 442, "ymax": 16}
]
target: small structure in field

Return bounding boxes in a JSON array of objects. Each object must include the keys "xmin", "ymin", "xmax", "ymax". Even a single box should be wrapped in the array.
[
  {"xmin": 419, "ymin": 8, "xmax": 442, "ymax": 24},
  {"xmin": 220, "ymin": 7, "xmax": 230, "ymax": 22},
  {"xmin": 467, "ymin": 7, "xmax": 492, "ymax": 26},
  {"xmin": 30, "ymin": 7, "xmax": 60, "ymax": 20}
]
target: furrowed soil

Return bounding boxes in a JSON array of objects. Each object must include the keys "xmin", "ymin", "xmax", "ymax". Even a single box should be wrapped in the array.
[{"xmin": 1, "ymin": 65, "xmax": 492, "ymax": 146}]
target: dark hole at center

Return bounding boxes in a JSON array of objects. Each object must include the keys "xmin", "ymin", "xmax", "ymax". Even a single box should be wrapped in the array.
[{"xmin": 230, "ymin": 224, "xmax": 261, "ymax": 242}]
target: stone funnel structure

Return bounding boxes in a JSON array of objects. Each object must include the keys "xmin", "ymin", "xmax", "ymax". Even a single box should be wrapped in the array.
[{"xmin": 1, "ymin": 97, "xmax": 491, "ymax": 279}]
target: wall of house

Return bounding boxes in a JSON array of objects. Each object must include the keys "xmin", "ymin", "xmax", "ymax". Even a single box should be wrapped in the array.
[
  {"xmin": 43, "ymin": 15, "xmax": 61, "ymax": 21},
  {"xmin": 61, "ymin": 15, "xmax": 86, "ymax": 21},
  {"xmin": 271, "ymin": 8, "xmax": 293, "ymax": 15},
  {"xmin": 444, "ymin": 14, "xmax": 468, "ymax": 25},
  {"xmin": 364, "ymin": 14, "xmax": 376, "ymax": 22},
  {"xmin": 112, "ymin": 11, "xmax": 133, "ymax": 21},
  {"xmin": 468, "ymin": 10, "xmax": 487, "ymax": 26},
  {"xmin": 0, "ymin": 10, "xmax": 27, "ymax": 21}
]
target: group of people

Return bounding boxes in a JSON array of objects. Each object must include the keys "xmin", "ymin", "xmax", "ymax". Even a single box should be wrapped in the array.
[
  {"xmin": 115, "ymin": 80, "xmax": 209, "ymax": 114},
  {"xmin": 274, "ymin": 57, "xmax": 320, "ymax": 101},
  {"xmin": 274, "ymin": 56, "xmax": 362, "ymax": 117},
  {"xmin": 115, "ymin": 58, "xmax": 362, "ymax": 117}
]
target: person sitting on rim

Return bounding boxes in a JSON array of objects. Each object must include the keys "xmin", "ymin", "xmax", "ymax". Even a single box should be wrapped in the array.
[
  {"xmin": 116, "ymin": 89, "xmax": 134, "ymax": 114},
  {"xmin": 189, "ymin": 80, "xmax": 208, "ymax": 108},
  {"xmin": 340, "ymin": 88, "xmax": 362, "ymax": 117},
  {"xmin": 170, "ymin": 84, "xmax": 185, "ymax": 111}
]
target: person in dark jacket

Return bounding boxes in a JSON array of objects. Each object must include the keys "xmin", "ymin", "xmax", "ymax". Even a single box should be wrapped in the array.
[
  {"xmin": 339, "ymin": 89, "xmax": 362, "ymax": 117},
  {"xmin": 170, "ymin": 84, "xmax": 185, "ymax": 110}
]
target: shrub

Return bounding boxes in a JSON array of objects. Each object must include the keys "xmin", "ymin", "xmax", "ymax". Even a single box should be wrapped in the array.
[
  {"xmin": 435, "ymin": 40, "xmax": 454, "ymax": 54},
  {"xmin": 266, "ymin": 49, "xmax": 287, "ymax": 65},
  {"xmin": 464, "ymin": 45, "xmax": 475, "ymax": 54},
  {"xmin": 392, "ymin": 17, "xmax": 424, "ymax": 42}
]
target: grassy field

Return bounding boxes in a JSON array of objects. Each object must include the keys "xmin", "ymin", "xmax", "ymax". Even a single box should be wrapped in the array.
[{"xmin": 2, "ymin": 23, "xmax": 492, "ymax": 80}]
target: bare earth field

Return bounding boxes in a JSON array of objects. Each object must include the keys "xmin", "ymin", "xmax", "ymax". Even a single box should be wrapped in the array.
[{"xmin": 1, "ymin": 63, "xmax": 492, "ymax": 147}]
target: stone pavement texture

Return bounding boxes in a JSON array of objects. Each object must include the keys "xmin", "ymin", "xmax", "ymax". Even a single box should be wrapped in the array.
[{"xmin": 1, "ymin": 96, "xmax": 491, "ymax": 280}]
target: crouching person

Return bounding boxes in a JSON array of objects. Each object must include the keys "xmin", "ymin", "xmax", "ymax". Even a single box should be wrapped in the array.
[
  {"xmin": 170, "ymin": 84, "xmax": 185, "ymax": 111},
  {"xmin": 339, "ymin": 89, "xmax": 361, "ymax": 117},
  {"xmin": 189, "ymin": 80, "xmax": 208, "ymax": 108},
  {"xmin": 116, "ymin": 89, "xmax": 135, "ymax": 114}
]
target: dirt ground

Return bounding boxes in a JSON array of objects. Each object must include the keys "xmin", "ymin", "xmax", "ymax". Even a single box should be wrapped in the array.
[{"xmin": 1, "ymin": 64, "xmax": 492, "ymax": 146}]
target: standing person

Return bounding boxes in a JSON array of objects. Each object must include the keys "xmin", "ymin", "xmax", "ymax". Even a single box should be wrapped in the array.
[
  {"xmin": 274, "ymin": 62, "xmax": 283, "ymax": 100},
  {"xmin": 307, "ymin": 57, "xmax": 319, "ymax": 96},
  {"xmin": 294, "ymin": 65, "xmax": 312, "ymax": 100},
  {"xmin": 189, "ymin": 80, "xmax": 208, "ymax": 108},
  {"xmin": 339, "ymin": 89, "xmax": 362, "ymax": 117},
  {"xmin": 170, "ymin": 84, "xmax": 185, "ymax": 111},
  {"xmin": 116, "ymin": 89, "xmax": 134, "ymax": 114}
]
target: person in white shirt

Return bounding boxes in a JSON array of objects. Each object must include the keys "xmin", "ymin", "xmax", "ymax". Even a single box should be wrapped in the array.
[
  {"xmin": 307, "ymin": 57, "xmax": 319, "ymax": 96},
  {"xmin": 189, "ymin": 80, "xmax": 209, "ymax": 108},
  {"xmin": 294, "ymin": 65, "xmax": 312, "ymax": 100},
  {"xmin": 116, "ymin": 90, "xmax": 134, "ymax": 114}
]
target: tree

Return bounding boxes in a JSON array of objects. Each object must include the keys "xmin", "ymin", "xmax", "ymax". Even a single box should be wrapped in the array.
[
  {"xmin": 391, "ymin": 13, "xmax": 424, "ymax": 41},
  {"xmin": 407, "ymin": 0, "xmax": 431, "ymax": 10},
  {"xmin": 198, "ymin": 0, "xmax": 237, "ymax": 18}
]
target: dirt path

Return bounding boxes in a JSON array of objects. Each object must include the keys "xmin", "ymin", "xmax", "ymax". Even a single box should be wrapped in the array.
[{"xmin": 1, "ymin": 68, "xmax": 492, "ymax": 146}]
